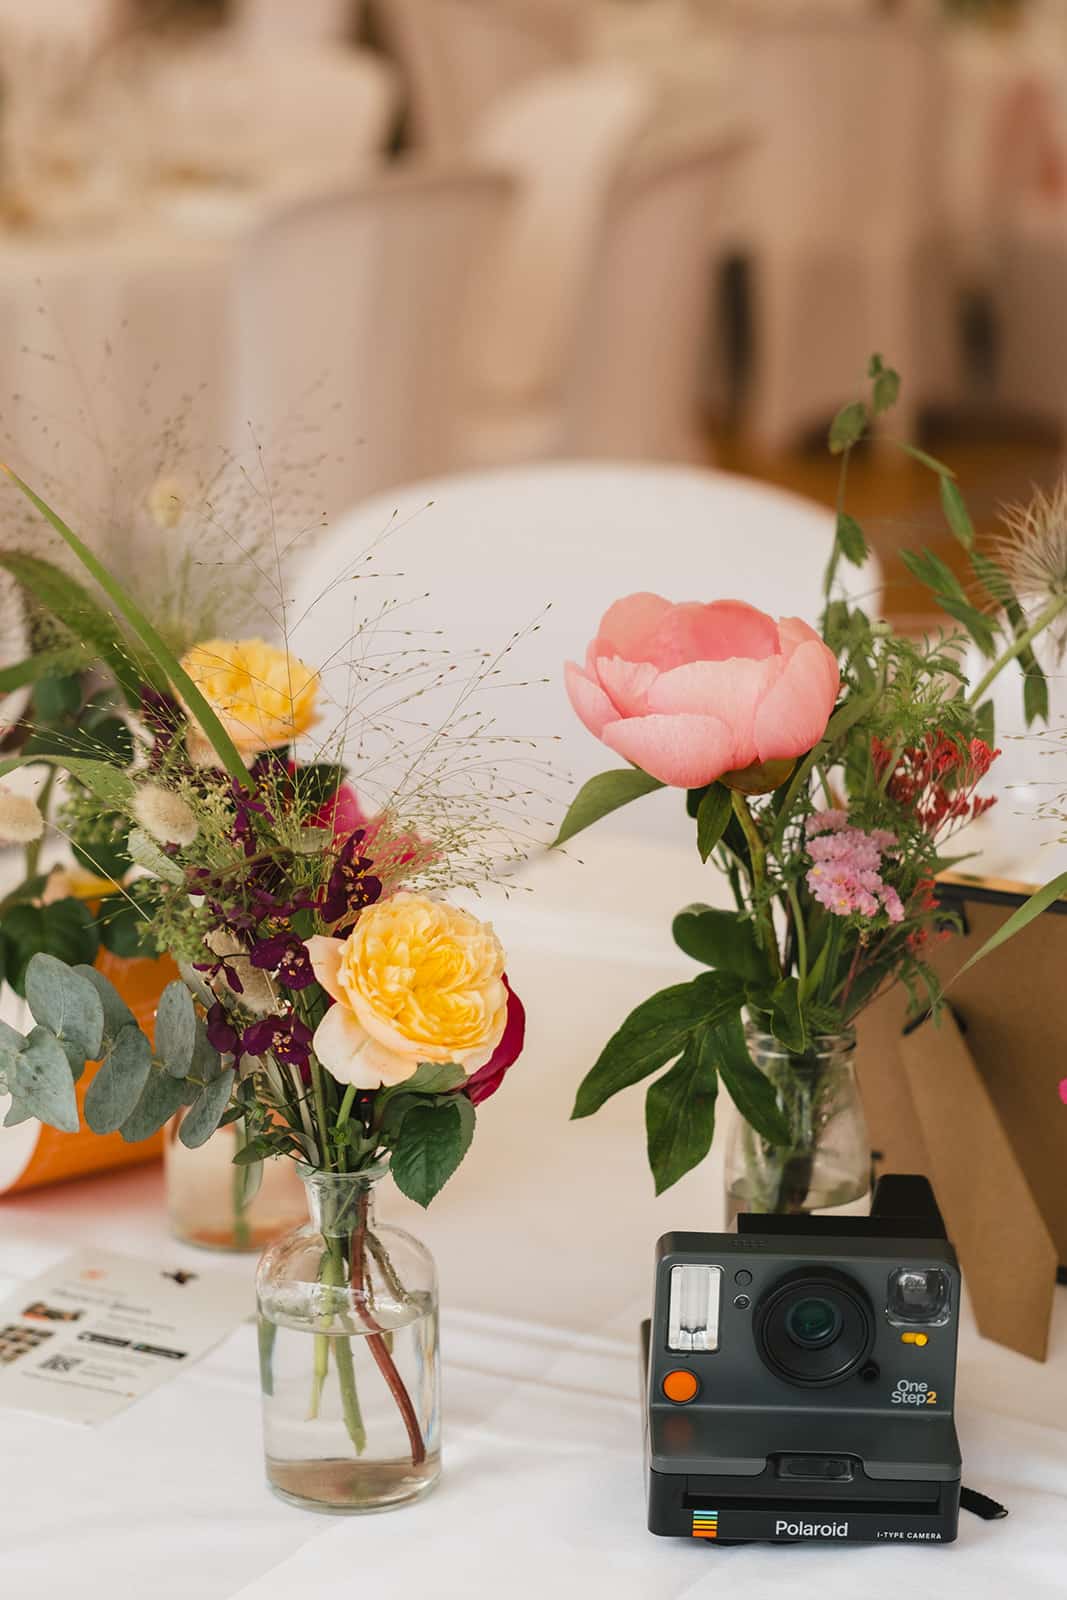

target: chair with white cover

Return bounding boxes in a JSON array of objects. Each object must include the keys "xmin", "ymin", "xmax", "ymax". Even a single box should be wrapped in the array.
[
  {"xmin": 373, "ymin": 0, "xmax": 582, "ymax": 152},
  {"xmin": 229, "ymin": 0, "xmax": 362, "ymax": 48},
  {"xmin": 460, "ymin": 66, "xmax": 747, "ymax": 467},
  {"xmin": 726, "ymin": 16, "xmax": 944, "ymax": 450},
  {"xmin": 286, "ymin": 461, "xmax": 881, "ymax": 842},
  {"xmin": 148, "ymin": 44, "xmax": 398, "ymax": 199},
  {"xmin": 231, "ymin": 164, "xmax": 514, "ymax": 518}
]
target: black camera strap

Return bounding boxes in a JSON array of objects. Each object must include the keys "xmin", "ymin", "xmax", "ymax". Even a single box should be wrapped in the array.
[{"xmin": 960, "ymin": 1486, "xmax": 1009, "ymax": 1521}]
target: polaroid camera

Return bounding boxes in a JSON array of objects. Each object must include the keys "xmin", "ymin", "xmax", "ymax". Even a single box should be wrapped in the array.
[{"xmin": 642, "ymin": 1176, "xmax": 963, "ymax": 1545}]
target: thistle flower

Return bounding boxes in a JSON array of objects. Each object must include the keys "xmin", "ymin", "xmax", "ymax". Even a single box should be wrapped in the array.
[
  {"xmin": 0, "ymin": 786, "xmax": 44, "ymax": 843},
  {"xmin": 131, "ymin": 783, "xmax": 199, "ymax": 848},
  {"xmin": 994, "ymin": 476, "xmax": 1067, "ymax": 604}
]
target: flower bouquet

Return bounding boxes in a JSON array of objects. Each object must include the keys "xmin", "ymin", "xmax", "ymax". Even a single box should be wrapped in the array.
[
  {"xmin": 0, "ymin": 470, "xmax": 527, "ymax": 1512},
  {"xmin": 556, "ymin": 359, "xmax": 1067, "ymax": 1215}
]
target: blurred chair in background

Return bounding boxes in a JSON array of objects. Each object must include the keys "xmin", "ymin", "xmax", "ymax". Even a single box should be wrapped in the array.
[
  {"xmin": 372, "ymin": 0, "xmax": 582, "ymax": 151},
  {"xmin": 147, "ymin": 42, "xmax": 398, "ymax": 200},
  {"xmin": 232, "ymin": 165, "xmax": 513, "ymax": 517},
  {"xmin": 726, "ymin": 16, "xmax": 945, "ymax": 450},
  {"xmin": 228, "ymin": 0, "xmax": 362, "ymax": 47},
  {"xmin": 460, "ymin": 65, "xmax": 746, "ymax": 468}
]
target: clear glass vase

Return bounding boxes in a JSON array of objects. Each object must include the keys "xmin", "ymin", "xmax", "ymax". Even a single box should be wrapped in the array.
[
  {"xmin": 256, "ymin": 1166, "xmax": 441, "ymax": 1514},
  {"xmin": 725, "ymin": 1028, "xmax": 870, "ymax": 1218},
  {"xmin": 165, "ymin": 1112, "xmax": 306, "ymax": 1252}
]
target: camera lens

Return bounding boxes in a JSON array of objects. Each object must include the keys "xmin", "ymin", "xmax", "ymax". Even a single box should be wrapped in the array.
[
  {"xmin": 785, "ymin": 1297, "xmax": 843, "ymax": 1348},
  {"xmin": 756, "ymin": 1269, "xmax": 873, "ymax": 1386}
]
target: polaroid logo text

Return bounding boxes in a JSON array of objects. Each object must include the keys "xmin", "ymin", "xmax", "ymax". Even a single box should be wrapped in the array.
[
  {"xmin": 775, "ymin": 1520, "xmax": 849, "ymax": 1538},
  {"xmin": 891, "ymin": 1378, "xmax": 938, "ymax": 1407}
]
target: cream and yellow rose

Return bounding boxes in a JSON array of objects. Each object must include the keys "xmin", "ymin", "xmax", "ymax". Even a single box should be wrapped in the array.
[
  {"xmin": 305, "ymin": 894, "xmax": 509, "ymax": 1088},
  {"xmin": 180, "ymin": 637, "xmax": 319, "ymax": 760}
]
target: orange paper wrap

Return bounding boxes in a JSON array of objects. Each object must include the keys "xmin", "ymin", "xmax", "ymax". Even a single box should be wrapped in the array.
[{"xmin": 0, "ymin": 946, "xmax": 179, "ymax": 1196}]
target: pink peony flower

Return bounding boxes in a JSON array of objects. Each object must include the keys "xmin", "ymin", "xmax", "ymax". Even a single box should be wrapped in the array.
[{"xmin": 565, "ymin": 594, "xmax": 839, "ymax": 789}]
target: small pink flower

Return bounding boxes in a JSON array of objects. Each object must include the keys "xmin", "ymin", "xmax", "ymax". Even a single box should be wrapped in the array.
[
  {"xmin": 1058, "ymin": 1077, "xmax": 1067, "ymax": 1107},
  {"xmin": 565, "ymin": 594, "xmax": 839, "ymax": 789}
]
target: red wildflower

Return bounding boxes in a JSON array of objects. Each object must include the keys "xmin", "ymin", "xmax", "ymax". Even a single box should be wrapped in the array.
[{"xmin": 872, "ymin": 734, "xmax": 1000, "ymax": 837}]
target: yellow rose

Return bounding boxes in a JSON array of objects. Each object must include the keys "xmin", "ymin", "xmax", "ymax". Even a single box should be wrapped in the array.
[
  {"xmin": 305, "ymin": 894, "xmax": 509, "ymax": 1088},
  {"xmin": 180, "ymin": 637, "xmax": 318, "ymax": 758}
]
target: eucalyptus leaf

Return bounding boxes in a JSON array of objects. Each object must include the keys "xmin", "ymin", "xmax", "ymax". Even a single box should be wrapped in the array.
[
  {"xmin": 179, "ymin": 1067, "xmax": 236, "ymax": 1148},
  {"xmin": 84, "ymin": 1024, "xmax": 152, "ymax": 1134},
  {"xmin": 554, "ymin": 768, "xmax": 664, "ymax": 847},
  {"xmin": 155, "ymin": 982, "xmax": 197, "ymax": 1077},
  {"xmin": 72, "ymin": 965, "xmax": 135, "ymax": 1037},
  {"xmin": 24, "ymin": 953, "xmax": 104, "ymax": 1078},
  {"xmin": 11, "ymin": 1026, "xmax": 79, "ymax": 1133},
  {"xmin": 3, "ymin": 900, "xmax": 99, "ymax": 996},
  {"xmin": 119, "ymin": 1065, "xmax": 187, "ymax": 1143}
]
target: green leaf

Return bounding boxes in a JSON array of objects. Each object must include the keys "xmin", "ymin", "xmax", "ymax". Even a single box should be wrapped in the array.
[
  {"xmin": 33, "ymin": 673, "xmax": 82, "ymax": 720},
  {"xmin": 384, "ymin": 1061, "xmax": 467, "ymax": 1097},
  {"xmin": 695, "ymin": 783, "xmax": 732, "ymax": 862},
  {"xmin": 119, "ymin": 1065, "xmax": 188, "ymax": 1143},
  {"xmin": 939, "ymin": 476, "xmax": 974, "ymax": 550},
  {"xmin": 953, "ymin": 871, "xmax": 1067, "ymax": 983},
  {"xmin": 178, "ymin": 1067, "xmax": 236, "ymax": 1148},
  {"xmin": 715, "ymin": 1011, "xmax": 791, "ymax": 1146},
  {"xmin": 1023, "ymin": 665, "xmax": 1049, "ymax": 727},
  {"xmin": 155, "ymin": 982, "xmax": 197, "ymax": 1077},
  {"xmin": 2, "ymin": 900, "xmax": 99, "ymax": 995},
  {"xmin": 0, "ymin": 647, "xmax": 89, "ymax": 693},
  {"xmin": 73, "ymin": 835, "xmax": 131, "ymax": 883},
  {"xmin": 389, "ymin": 1097, "xmax": 475, "ymax": 1207},
  {"xmin": 10, "ymin": 1026, "xmax": 79, "ymax": 1133},
  {"xmin": 0, "ymin": 753, "xmax": 134, "ymax": 807},
  {"xmin": 893, "ymin": 441, "xmax": 957, "ymax": 477},
  {"xmin": 672, "ymin": 904, "xmax": 765, "ymax": 981},
  {"xmin": 899, "ymin": 549, "xmax": 998, "ymax": 657},
  {"xmin": 554, "ymin": 767, "xmax": 664, "ymax": 847},
  {"xmin": 972, "ymin": 700, "xmax": 994, "ymax": 748},
  {"xmin": 770, "ymin": 977, "xmax": 807, "ymax": 1054},
  {"xmin": 127, "ymin": 827, "xmax": 185, "ymax": 884},
  {"xmin": 835, "ymin": 513, "xmax": 868, "ymax": 567},
  {"xmin": 72, "ymin": 965, "xmax": 136, "ymax": 1036},
  {"xmin": 0, "ymin": 550, "xmax": 151, "ymax": 707},
  {"xmin": 572, "ymin": 971, "xmax": 743, "ymax": 1119},
  {"xmin": 828, "ymin": 401, "xmax": 867, "ymax": 454},
  {"xmin": 24, "ymin": 953, "xmax": 103, "ymax": 1076},
  {"xmin": 870, "ymin": 363, "xmax": 900, "ymax": 416},
  {"xmin": 83, "ymin": 1024, "xmax": 153, "ymax": 1134},
  {"xmin": 0, "ymin": 470, "xmax": 249, "ymax": 782},
  {"xmin": 96, "ymin": 895, "xmax": 158, "ymax": 960},
  {"xmin": 644, "ymin": 1025, "xmax": 718, "ymax": 1195}
]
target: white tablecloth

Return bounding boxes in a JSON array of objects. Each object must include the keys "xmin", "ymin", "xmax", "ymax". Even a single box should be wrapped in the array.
[{"xmin": 1, "ymin": 834, "xmax": 1065, "ymax": 1598}]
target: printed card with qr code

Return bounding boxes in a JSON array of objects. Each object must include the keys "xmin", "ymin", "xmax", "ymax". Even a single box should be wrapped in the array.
[{"xmin": 0, "ymin": 1249, "xmax": 250, "ymax": 1423}]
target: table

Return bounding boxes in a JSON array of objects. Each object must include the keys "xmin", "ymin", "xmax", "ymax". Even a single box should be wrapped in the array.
[{"xmin": 1, "ymin": 831, "xmax": 1064, "ymax": 1599}]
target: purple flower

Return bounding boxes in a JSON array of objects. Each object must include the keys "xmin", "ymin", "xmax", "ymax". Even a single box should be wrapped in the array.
[
  {"xmin": 241, "ymin": 1013, "xmax": 313, "ymax": 1070},
  {"xmin": 249, "ymin": 933, "xmax": 315, "ymax": 990},
  {"xmin": 194, "ymin": 955, "xmax": 244, "ymax": 995},
  {"xmin": 320, "ymin": 830, "xmax": 382, "ymax": 927},
  {"xmin": 206, "ymin": 1001, "xmax": 240, "ymax": 1056}
]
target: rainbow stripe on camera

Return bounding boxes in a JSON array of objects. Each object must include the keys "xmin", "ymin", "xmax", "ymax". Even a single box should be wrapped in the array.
[{"xmin": 691, "ymin": 1509, "xmax": 719, "ymax": 1539}]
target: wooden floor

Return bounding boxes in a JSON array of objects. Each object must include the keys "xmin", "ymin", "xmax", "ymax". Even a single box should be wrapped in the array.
[{"xmin": 712, "ymin": 419, "xmax": 1065, "ymax": 627}]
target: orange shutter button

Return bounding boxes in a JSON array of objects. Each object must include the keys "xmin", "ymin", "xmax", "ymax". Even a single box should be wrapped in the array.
[{"xmin": 662, "ymin": 1369, "xmax": 699, "ymax": 1403}]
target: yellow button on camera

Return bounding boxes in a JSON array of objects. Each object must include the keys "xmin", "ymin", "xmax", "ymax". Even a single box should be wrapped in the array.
[
  {"xmin": 900, "ymin": 1332, "xmax": 929, "ymax": 1347},
  {"xmin": 663, "ymin": 1369, "xmax": 699, "ymax": 1403}
]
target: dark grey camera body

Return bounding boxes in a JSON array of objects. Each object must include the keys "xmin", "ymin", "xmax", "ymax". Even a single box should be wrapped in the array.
[{"xmin": 643, "ymin": 1176, "xmax": 962, "ymax": 1545}]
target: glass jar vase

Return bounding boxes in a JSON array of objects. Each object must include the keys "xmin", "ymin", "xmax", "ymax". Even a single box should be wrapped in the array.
[
  {"xmin": 725, "ymin": 1028, "xmax": 870, "ymax": 1218},
  {"xmin": 256, "ymin": 1166, "xmax": 441, "ymax": 1514},
  {"xmin": 165, "ymin": 1112, "xmax": 306, "ymax": 1252}
]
